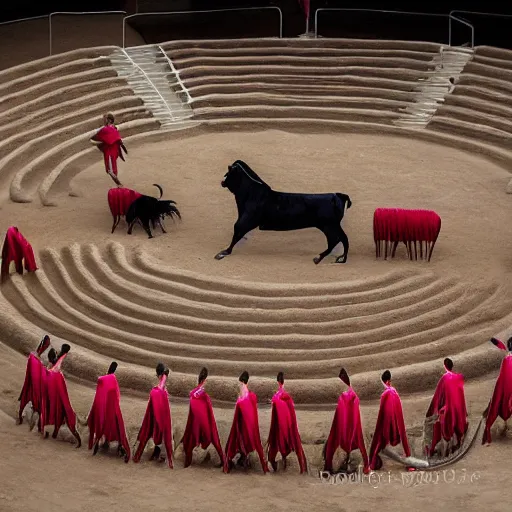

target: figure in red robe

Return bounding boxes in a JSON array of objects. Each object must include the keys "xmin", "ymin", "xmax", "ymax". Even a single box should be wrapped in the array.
[
  {"xmin": 40, "ymin": 344, "xmax": 81, "ymax": 447},
  {"xmin": 90, "ymin": 113, "xmax": 127, "ymax": 187},
  {"xmin": 178, "ymin": 367, "xmax": 225, "ymax": 469},
  {"xmin": 266, "ymin": 371, "xmax": 307, "ymax": 473},
  {"xmin": 483, "ymin": 337, "xmax": 512, "ymax": 444},
  {"xmin": 224, "ymin": 371, "xmax": 268, "ymax": 473},
  {"xmin": 323, "ymin": 368, "xmax": 369, "ymax": 474},
  {"xmin": 369, "ymin": 370, "xmax": 411, "ymax": 470},
  {"xmin": 133, "ymin": 363, "xmax": 174, "ymax": 468},
  {"xmin": 425, "ymin": 358, "xmax": 468, "ymax": 456},
  {"xmin": 87, "ymin": 361, "xmax": 131, "ymax": 462},
  {"xmin": 1, "ymin": 226, "xmax": 38, "ymax": 282},
  {"xmin": 18, "ymin": 335, "xmax": 51, "ymax": 428}
]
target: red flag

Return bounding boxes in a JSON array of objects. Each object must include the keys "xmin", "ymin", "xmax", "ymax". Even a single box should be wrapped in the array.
[{"xmin": 299, "ymin": 0, "xmax": 310, "ymax": 20}]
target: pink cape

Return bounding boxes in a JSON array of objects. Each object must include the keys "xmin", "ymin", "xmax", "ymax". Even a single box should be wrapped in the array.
[
  {"xmin": 224, "ymin": 387, "xmax": 268, "ymax": 473},
  {"xmin": 18, "ymin": 353, "xmax": 46, "ymax": 428},
  {"xmin": 1, "ymin": 226, "xmax": 37, "ymax": 282},
  {"xmin": 323, "ymin": 386, "xmax": 369, "ymax": 473},
  {"xmin": 181, "ymin": 383, "xmax": 225, "ymax": 469},
  {"xmin": 369, "ymin": 384, "xmax": 411, "ymax": 470},
  {"xmin": 483, "ymin": 355, "xmax": 512, "ymax": 444},
  {"xmin": 426, "ymin": 370, "xmax": 468, "ymax": 454},
  {"xmin": 133, "ymin": 376, "xmax": 174, "ymax": 468},
  {"xmin": 266, "ymin": 384, "xmax": 307, "ymax": 473},
  {"xmin": 87, "ymin": 373, "xmax": 131, "ymax": 461},
  {"xmin": 108, "ymin": 188, "xmax": 142, "ymax": 218}
]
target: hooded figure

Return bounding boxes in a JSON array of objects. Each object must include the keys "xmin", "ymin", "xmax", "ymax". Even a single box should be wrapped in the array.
[
  {"xmin": 425, "ymin": 358, "xmax": 468, "ymax": 456},
  {"xmin": 87, "ymin": 361, "xmax": 130, "ymax": 462},
  {"xmin": 178, "ymin": 367, "xmax": 225, "ymax": 469},
  {"xmin": 323, "ymin": 368, "xmax": 369, "ymax": 474},
  {"xmin": 1, "ymin": 226, "xmax": 37, "ymax": 282},
  {"xmin": 483, "ymin": 337, "xmax": 512, "ymax": 444},
  {"xmin": 224, "ymin": 371, "xmax": 268, "ymax": 473},
  {"xmin": 133, "ymin": 363, "xmax": 174, "ymax": 468},
  {"xmin": 369, "ymin": 370, "xmax": 410, "ymax": 470},
  {"xmin": 18, "ymin": 335, "xmax": 51, "ymax": 427},
  {"xmin": 266, "ymin": 372, "xmax": 307, "ymax": 473},
  {"xmin": 39, "ymin": 344, "xmax": 81, "ymax": 447}
]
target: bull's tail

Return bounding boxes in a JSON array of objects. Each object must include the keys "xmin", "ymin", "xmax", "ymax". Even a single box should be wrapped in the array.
[
  {"xmin": 152, "ymin": 184, "xmax": 163, "ymax": 199},
  {"xmin": 336, "ymin": 193, "xmax": 352, "ymax": 212}
]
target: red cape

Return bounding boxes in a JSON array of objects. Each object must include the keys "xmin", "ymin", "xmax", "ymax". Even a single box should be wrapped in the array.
[
  {"xmin": 92, "ymin": 125, "xmax": 122, "ymax": 146},
  {"xmin": 1, "ymin": 227, "xmax": 37, "ymax": 282},
  {"xmin": 108, "ymin": 188, "xmax": 142, "ymax": 218},
  {"xmin": 18, "ymin": 353, "xmax": 47, "ymax": 428},
  {"xmin": 369, "ymin": 384, "xmax": 411, "ymax": 470},
  {"xmin": 133, "ymin": 376, "xmax": 174, "ymax": 468},
  {"xmin": 224, "ymin": 386, "xmax": 268, "ymax": 473},
  {"xmin": 426, "ymin": 370, "xmax": 468, "ymax": 454},
  {"xmin": 181, "ymin": 383, "xmax": 225, "ymax": 469},
  {"xmin": 323, "ymin": 387, "xmax": 369, "ymax": 473},
  {"xmin": 266, "ymin": 385, "xmax": 307, "ymax": 473},
  {"xmin": 87, "ymin": 374, "xmax": 131, "ymax": 461},
  {"xmin": 483, "ymin": 355, "xmax": 512, "ymax": 444}
]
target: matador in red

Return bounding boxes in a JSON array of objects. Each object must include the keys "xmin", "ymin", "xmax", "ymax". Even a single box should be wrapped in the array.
[
  {"xmin": 225, "ymin": 371, "xmax": 268, "ymax": 473},
  {"xmin": 133, "ymin": 363, "xmax": 174, "ymax": 468},
  {"xmin": 266, "ymin": 372, "xmax": 307, "ymax": 473},
  {"xmin": 178, "ymin": 367, "xmax": 225, "ymax": 469},
  {"xmin": 323, "ymin": 368, "xmax": 369, "ymax": 474},
  {"xmin": 483, "ymin": 337, "xmax": 512, "ymax": 444},
  {"xmin": 369, "ymin": 370, "xmax": 411, "ymax": 470}
]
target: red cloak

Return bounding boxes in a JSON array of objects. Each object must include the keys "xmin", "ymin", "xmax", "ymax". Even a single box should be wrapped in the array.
[
  {"xmin": 39, "ymin": 354, "xmax": 78, "ymax": 440},
  {"xmin": 87, "ymin": 373, "xmax": 131, "ymax": 461},
  {"xmin": 224, "ymin": 385, "xmax": 268, "ymax": 473},
  {"xmin": 91, "ymin": 125, "xmax": 124, "ymax": 176},
  {"xmin": 369, "ymin": 384, "xmax": 411, "ymax": 470},
  {"xmin": 181, "ymin": 383, "xmax": 225, "ymax": 469},
  {"xmin": 133, "ymin": 375, "xmax": 174, "ymax": 468},
  {"xmin": 426, "ymin": 370, "xmax": 468, "ymax": 454},
  {"xmin": 324, "ymin": 386, "xmax": 369, "ymax": 473},
  {"xmin": 266, "ymin": 384, "xmax": 307, "ymax": 473},
  {"xmin": 18, "ymin": 353, "xmax": 47, "ymax": 426},
  {"xmin": 1, "ymin": 226, "xmax": 37, "ymax": 282},
  {"xmin": 483, "ymin": 355, "xmax": 512, "ymax": 444}
]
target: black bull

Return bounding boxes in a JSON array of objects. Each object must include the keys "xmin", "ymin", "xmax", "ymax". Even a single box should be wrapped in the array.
[{"xmin": 214, "ymin": 160, "xmax": 352, "ymax": 264}]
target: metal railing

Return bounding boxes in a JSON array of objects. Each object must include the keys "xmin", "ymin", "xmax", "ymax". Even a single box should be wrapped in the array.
[
  {"xmin": 0, "ymin": 15, "xmax": 48, "ymax": 26},
  {"xmin": 122, "ymin": 6, "xmax": 283, "ymax": 47},
  {"xmin": 49, "ymin": 11, "xmax": 126, "ymax": 55},
  {"xmin": 448, "ymin": 13, "xmax": 475, "ymax": 48},
  {"xmin": 157, "ymin": 44, "xmax": 192, "ymax": 104}
]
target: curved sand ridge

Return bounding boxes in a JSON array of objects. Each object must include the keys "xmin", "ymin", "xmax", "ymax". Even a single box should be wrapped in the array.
[{"xmin": 1, "ymin": 39, "xmax": 512, "ymax": 406}]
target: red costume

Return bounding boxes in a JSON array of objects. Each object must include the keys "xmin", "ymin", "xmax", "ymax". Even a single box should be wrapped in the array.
[
  {"xmin": 425, "ymin": 358, "xmax": 468, "ymax": 455},
  {"xmin": 39, "ymin": 345, "xmax": 81, "ymax": 447},
  {"xmin": 1, "ymin": 226, "xmax": 37, "ymax": 282},
  {"xmin": 369, "ymin": 370, "xmax": 411, "ymax": 470},
  {"xmin": 225, "ymin": 371, "xmax": 268, "ymax": 473},
  {"xmin": 91, "ymin": 124, "xmax": 126, "ymax": 177},
  {"xmin": 180, "ymin": 368, "xmax": 225, "ymax": 469},
  {"xmin": 133, "ymin": 365, "xmax": 174, "ymax": 468},
  {"xmin": 483, "ymin": 337, "xmax": 512, "ymax": 444},
  {"xmin": 107, "ymin": 187, "xmax": 142, "ymax": 233},
  {"xmin": 266, "ymin": 373, "xmax": 307, "ymax": 473},
  {"xmin": 87, "ymin": 362, "xmax": 131, "ymax": 462},
  {"xmin": 323, "ymin": 369, "xmax": 369, "ymax": 473},
  {"xmin": 18, "ymin": 335, "xmax": 51, "ymax": 427}
]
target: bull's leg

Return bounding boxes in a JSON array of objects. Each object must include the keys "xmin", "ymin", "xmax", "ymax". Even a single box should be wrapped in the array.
[
  {"xmin": 127, "ymin": 219, "xmax": 137, "ymax": 235},
  {"xmin": 391, "ymin": 241, "xmax": 399, "ymax": 258},
  {"xmin": 314, "ymin": 226, "xmax": 342, "ymax": 265},
  {"xmin": 112, "ymin": 216, "xmax": 121, "ymax": 234},
  {"xmin": 142, "ymin": 219, "xmax": 153, "ymax": 239},
  {"xmin": 334, "ymin": 226, "xmax": 349, "ymax": 264},
  {"xmin": 215, "ymin": 218, "xmax": 256, "ymax": 260},
  {"xmin": 157, "ymin": 218, "xmax": 167, "ymax": 234}
]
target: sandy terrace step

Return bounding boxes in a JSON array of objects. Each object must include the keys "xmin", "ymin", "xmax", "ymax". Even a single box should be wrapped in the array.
[
  {"xmin": 444, "ymin": 93, "xmax": 512, "ymax": 119},
  {"xmin": 464, "ymin": 61, "xmax": 512, "ymax": 82},
  {"xmin": 435, "ymin": 105, "xmax": 512, "ymax": 135},
  {"xmin": 457, "ymin": 74, "xmax": 512, "ymax": 96}
]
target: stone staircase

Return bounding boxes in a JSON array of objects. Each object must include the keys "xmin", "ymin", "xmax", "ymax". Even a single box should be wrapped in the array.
[
  {"xmin": 109, "ymin": 45, "xmax": 197, "ymax": 130},
  {"xmin": 394, "ymin": 46, "xmax": 474, "ymax": 129}
]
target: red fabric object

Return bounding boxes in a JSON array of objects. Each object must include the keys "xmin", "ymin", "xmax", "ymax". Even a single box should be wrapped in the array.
[
  {"xmin": 266, "ymin": 384, "xmax": 307, "ymax": 473},
  {"xmin": 133, "ymin": 375, "xmax": 174, "ymax": 468},
  {"xmin": 92, "ymin": 125, "xmax": 123, "ymax": 176},
  {"xmin": 40, "ymin": 355, "xmax": 78, "ymax": 438},
  {"xmin": 483, "ymin": 355, "xmax": 512, "ymax": 444},
  {"xmin": 324, "ymin": 386, "xmax": 369, "ymax": 473},
  {"xmin": 369, "ymin": 383, "xmax": 411, "ymax": 470},
  {"xmin": 373, "ymin": 208, "xmax": 441, "ymax": 261},
  {"xmin": 18, "ymin": 353, "xmax": 46, "ymax": 426},
  {"xmin": 426, "ymin": 370, "xmax": 468, "ymax": 455},
  {"xmin": 87, "ymin": 373, "xmax": 131, "ymax": 461},
  {"xmin": 298, "ymin": 0, "xmax": 310, "ymax": 19},
  {"xmin": 1, "ymin": 226, "xmax": 37, "ymax": 282},
  {"xmin": 181, "ymin": 383, "xmax": 225, "ymax": 469},
  {"xmin": 108, "ymin": 188, "xmax": 142, "ymax": 218},
  {"xmin": 224, "ymin": 385, "xmax": 268, "ymax": 473}
]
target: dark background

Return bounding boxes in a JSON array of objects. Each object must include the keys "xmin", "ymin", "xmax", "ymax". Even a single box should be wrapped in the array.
[{"xmin": 1, "ymin": 1, "xmax": 511, "ymax": 48}]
